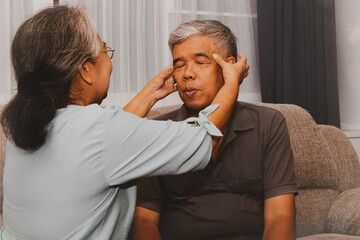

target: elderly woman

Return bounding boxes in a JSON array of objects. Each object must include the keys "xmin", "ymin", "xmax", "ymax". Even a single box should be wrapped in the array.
[{"xmin": 0, "ymin": 5, "xmax": 248, "ymax": 240}]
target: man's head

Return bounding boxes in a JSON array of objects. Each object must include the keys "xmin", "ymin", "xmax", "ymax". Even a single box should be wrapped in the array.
[{"xmin": 168, "ymin": 20, "xmax": 238, "ymax": 114}]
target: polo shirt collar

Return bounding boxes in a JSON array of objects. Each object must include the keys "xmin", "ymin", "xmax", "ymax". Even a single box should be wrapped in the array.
[
  {"xmin": 174, "ymin": 102, "xmax": 255, "ymax": 132},
  {"xmin": 229, "ymin": 101, "xmax": 254, "ymax": 132},
  {"xmin": 173, "ymin": 105, "xmax": 190, "ymax": 121}
]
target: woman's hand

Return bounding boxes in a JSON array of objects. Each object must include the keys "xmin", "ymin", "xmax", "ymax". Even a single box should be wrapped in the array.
[
  {"xmin": 213, "ymin": 53, "xmax": 250, "ymax": 86},
  {"xmin": 149, "ymin": 65, "xmax": 177, "ymax": 100},
  {"xmin": 124, "ymin": 65, "xmax": 176, "ymax": 118}
]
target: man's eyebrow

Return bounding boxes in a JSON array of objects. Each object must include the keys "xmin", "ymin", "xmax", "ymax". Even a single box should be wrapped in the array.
[
  {"xmin": 194, "ymin": 52, "xmax": 210, "ymax": 58},
  {"xmin": 173, "ymin": 52, "xmax": 210, "ymax": 65}
]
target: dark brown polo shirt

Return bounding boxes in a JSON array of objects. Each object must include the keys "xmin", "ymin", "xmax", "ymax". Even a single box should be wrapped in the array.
[{"xmin": 136, "ymin": 102, "xmax": 298, "ymax": 240}]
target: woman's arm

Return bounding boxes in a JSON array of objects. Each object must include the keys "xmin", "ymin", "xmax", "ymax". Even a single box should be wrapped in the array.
[{"xmin": 207, "ymin": 53, "xmax": 249, "ymax": 153}]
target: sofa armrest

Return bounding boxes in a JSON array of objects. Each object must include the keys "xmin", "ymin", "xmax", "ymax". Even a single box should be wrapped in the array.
[{"xmin": 326, "ymin": 188, "xmax": 360, "ymax": 236}]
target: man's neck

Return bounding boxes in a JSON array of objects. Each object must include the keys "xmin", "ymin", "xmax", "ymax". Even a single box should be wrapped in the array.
[{"xmin": 185, "ymin": 105, "xmax": 201, "ymax": 118}]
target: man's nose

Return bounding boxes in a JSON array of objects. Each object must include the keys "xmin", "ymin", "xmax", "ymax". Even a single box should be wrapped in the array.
[{"xmin": 183, "ymin": 63, "xmax": 195, "ymax": 80}]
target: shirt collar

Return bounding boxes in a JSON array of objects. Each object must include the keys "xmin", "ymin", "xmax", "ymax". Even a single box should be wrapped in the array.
[
  {"xmin": 175, "ymin": 102, "xmax": 254, "ymax": 132},
  {"xmin": 173, "ymin": 104, "xmax": 192, "ymax": 121},
  {"xmin": 229, "ymin": 102, "xmax": 254, "ymax": 132}
]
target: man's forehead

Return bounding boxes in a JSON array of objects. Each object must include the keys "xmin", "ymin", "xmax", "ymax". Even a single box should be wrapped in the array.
[{"xmin": 172, "ymin": 36, "xmax": 214, "ymax": 58}]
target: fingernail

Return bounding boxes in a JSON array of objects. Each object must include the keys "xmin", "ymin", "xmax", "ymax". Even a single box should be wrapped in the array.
[{"xmin": 213, "ymin": 54, "xmax": 218, "ymax": 59}]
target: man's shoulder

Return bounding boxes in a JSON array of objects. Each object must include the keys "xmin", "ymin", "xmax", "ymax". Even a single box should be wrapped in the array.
[
  {"xmin": 155, "ymin": 107, "xmax": 183, "ymax": 121},
  {"xmin": 152, "ymin": 102, "xmax": 286, "ymax": 123},
  {"xmin": 235, "ymin": 101, "xmax": 285, "ymax": 121}
]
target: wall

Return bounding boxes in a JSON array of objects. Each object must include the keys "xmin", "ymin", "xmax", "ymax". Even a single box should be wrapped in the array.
[
  {"xmin": 335, "ymin": 0, "xmax": 360, "ymax": 159},
  {"xmin": 343, "ymin": 130, "xmax": 360, "ymax": 160}
]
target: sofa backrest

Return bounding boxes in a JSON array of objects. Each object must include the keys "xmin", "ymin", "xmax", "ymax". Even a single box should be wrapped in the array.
[
  {"xmin": 245, "ymin": 103, "xmax": 360, "ymax": 237},
  {"xmin": 319, "ymin": 125, "xmax": 360, "ymax": 191}
]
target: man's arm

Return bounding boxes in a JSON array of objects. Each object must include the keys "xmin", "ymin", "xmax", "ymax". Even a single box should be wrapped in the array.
[
  {"xmin": 263, "ymin": 194, "xmax": 296, "ymax": 240},
  {"xmin": 132, "ymin": 207, "xmax": 161, "ymax": 240}
]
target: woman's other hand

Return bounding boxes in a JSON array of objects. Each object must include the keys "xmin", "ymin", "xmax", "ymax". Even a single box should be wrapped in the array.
[{"xmin": 213, "ymin": 53, "xmax": 250, "ymax": 86}]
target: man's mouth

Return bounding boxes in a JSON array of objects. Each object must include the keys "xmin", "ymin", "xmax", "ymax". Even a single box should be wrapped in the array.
[{"xmin": 184, "ymin": 89, "xmax": 198, "ymax": 98}]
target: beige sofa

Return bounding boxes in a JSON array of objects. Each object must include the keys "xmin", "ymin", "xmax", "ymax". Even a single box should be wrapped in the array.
[{"xmin": 0, "ymin": 103, "xmax": 360, "ymax": 239}]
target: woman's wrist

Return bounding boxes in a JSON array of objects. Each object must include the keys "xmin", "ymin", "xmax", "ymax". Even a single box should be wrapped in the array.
[
  {"xmin": 123, "ymin": 83, "xmax": 157, "ymax": 117},
  {"xmin": 144, "ymin": 82, "xmax": 159, "ymax": 107}
]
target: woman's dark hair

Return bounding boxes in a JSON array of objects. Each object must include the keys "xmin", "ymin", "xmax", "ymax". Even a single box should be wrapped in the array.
[{"xmin": 1, "ymin": 5, "xmax": 99, "ymax": 151}]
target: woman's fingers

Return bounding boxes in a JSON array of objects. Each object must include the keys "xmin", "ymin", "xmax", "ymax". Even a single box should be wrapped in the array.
[
  {"xmin": 150, "ymin": 64, "xmax": 174, "ymax": 90},
  {"xmin": 212, "ymin": 53, "xmax": 227, "ymax": 68},
  {"xmin": 152, "ymin": 66, "xmax": 177, "ymax": 100},
  {"xmin": 163, "ymin": 76, "xmax": 177, "ymax": 92},
  {"xmin": 156, "ymin": 64, "xmax": 174, "ymax": 80},
  {"xmin": 237, "ymin": 53, "xmax": 247, "ymax": 63},
  {"xmin": 213, "ymin": 52, "xmax": 250, "ymax": 85},
  {"xmin": 236, "ymin": 54, "xmax": 249, "ymax": 82}
]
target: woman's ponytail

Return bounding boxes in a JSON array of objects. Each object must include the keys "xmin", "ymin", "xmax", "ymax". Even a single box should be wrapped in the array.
[{"xmin": 1, "ymin": 89, "xmax": 57, "ymax": 151}]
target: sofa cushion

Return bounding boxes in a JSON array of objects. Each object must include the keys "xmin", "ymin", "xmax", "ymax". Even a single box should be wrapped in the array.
[
  {"xmin": 326, "ymin": 188, "xmax": 360, "ymax": 237},
  {"xmin": 319, "ymin": 125, "xmax": 360, "ymax": 191},
  {"xmin": 295, "ymin": 188, "xmax": 338, "ymax": 238}
]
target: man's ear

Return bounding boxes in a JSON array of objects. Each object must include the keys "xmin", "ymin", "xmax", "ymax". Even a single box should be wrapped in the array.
[
  {"xmin": 226, "ymin": 56, "xmax": 236, "ymax": 64},
  {"xmin": 78, "ymin": 61, "xmax": 94, "ymax": 85}
]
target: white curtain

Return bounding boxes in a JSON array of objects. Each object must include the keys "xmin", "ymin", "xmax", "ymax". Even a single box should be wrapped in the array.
[
  {"xmin": 61, "ymin": 0, "xmax": 260, "ymax": 107},
  {"xmin": 0, "ymin": 0, "xmax": 53, "ymax": 104},
  {"xmin": 0, "ymin": 0, "xmax": 260, "ymax": 107},
  {"xmin": 61, "ymin": 0, "xmax": 178, "ymax": 107}
]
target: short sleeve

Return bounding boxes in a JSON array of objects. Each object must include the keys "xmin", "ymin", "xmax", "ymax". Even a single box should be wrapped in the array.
[
  {"xmin": 136, "ymin": 176, "xmax": 164, "ymax": 213},
  {"xmin": 263, "ymin": 111, "xmax": 298, "ymax": 199},
  {"xmin": 100, "ymin": 106, "xmax": 213, "ymax": 186}
]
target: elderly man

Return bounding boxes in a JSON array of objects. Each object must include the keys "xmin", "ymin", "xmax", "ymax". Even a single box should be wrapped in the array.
[{"xmin": 132, "ymin": 20, "xmax": 298, "ymax": 240}]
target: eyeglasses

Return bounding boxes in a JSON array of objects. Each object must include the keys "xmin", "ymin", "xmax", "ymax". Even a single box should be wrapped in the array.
[{"xmin": 101, "ymin": 46, "xmax": 115, "ymax": 59}]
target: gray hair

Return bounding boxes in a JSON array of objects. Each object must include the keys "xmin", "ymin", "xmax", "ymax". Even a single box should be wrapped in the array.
[
  {"xmin": 12, "ymin": 5, "xmax": 99, "ymax": 85},
  {"xmin": 1, "ymin": 5, "xmax": 100, "ymax": 151},
  {"xmin": 168, "ymin": 20, "xmax": 238, "ymax": 59}
]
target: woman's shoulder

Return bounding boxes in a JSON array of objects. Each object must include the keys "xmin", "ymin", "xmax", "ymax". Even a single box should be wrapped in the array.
[
  {"xmin": 52, "ymin": 104, "xmax": 145, "ymax": 136},
  {"xmin": 56, "ymin": 104, "xmax": 124, "ymax": 119},
  {"xmin": 51, "ymin": 104, "xmax": 123, "ymax": 131}
]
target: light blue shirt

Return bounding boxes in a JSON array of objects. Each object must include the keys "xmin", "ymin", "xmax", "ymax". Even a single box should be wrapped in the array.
[{"xmin": 1, "ymin": 104, "xmax": 219, "ymax": 240}]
